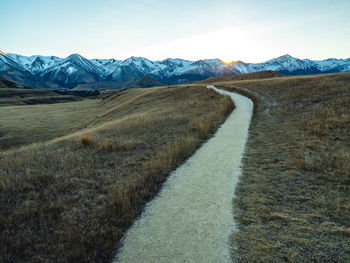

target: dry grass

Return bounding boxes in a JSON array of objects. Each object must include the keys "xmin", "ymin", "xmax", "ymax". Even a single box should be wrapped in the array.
[
  {"xmin": 206, "ymin": 72, "xmax": 350, "ymax": 262},
  {"xmin": 0, "ymin": 99, "xmax": 100, "ymax": 151},
  {"xmin": 0, "ymin": 85, "xmax": 234, "ymax": 262},
  {"xmin": 197, "ymin": 70, "xmax": 283, "ymax": 84}
]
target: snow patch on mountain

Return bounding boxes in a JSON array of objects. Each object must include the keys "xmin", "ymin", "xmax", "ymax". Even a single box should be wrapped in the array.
[{"xmin": 67, "ymin": 66, "xmax": 77, "ymax": 74}]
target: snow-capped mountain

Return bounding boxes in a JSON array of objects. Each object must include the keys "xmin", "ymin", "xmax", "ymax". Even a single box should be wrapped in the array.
[
  {"xmin": 249, "ymin": 54, "xmax": 350, "ymax": 75},
  {"xmin": 312, "ymin": 58, "xmax": 350, "ymax": 73},
  {"xmin": 39, "ymin": 54, "xmax": 105, "ymax": 88},
  {"xmin": 0, "ymin": 51, "xmax": 25, "ymax": 72},
  {"xmin": 7, "ymin": 54, "xmax": 63, "ymax": 75},
  {"xmin": 90, "ymin": 58, "xmax": 123, "ymax": 76},
  {"xmin": 0, "ymin": 51, "xmax": 50, "ymax": 89},
  {"xmin": 0, "ymin": 51, "xmax": 349, "ymax": 89}
]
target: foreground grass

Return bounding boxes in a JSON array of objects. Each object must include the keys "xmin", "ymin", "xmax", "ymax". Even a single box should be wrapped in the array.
[
  {"xmin": 0, "ymin": 85, "xmax": 234, "ymax": 262},
  {"xmin": 203, "ymin": 72, "xmax": 350, "ymax": 262}
]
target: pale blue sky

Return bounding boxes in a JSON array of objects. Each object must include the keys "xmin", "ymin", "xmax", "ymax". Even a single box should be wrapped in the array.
[{"xmin": 1, "ymin": 0, "xmax": 349, "ymax": 62}]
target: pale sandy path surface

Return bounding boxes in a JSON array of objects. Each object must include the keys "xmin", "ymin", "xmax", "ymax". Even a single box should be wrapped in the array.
[{"xmin": 113, "ymin": 86, "xmax": 253, "ymax": 263}]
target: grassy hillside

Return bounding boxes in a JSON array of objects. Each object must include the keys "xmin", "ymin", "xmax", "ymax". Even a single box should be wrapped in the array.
[
  {"xmin": 197, "ymin": 70, "xmax": 282, "ymax": 84},
  {"xmin": 206, "ymin": 72, "xmax": 350, "ymax": 262},
  {"xmin": 0, "ymin": 78, "xmax": 81, "ymax": 106},
  {"xmin": 0, "ymin": 85, "xmax": 234, "ymax": 262},
  {"xmin": 0, "ymin": 99, "xmax": 99, "ymax": 150},
  {"xmin": 73, "ymin": 76, "xmax": 164, "ymax": 91}
]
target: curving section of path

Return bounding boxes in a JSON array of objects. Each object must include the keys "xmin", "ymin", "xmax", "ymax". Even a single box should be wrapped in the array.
[{"xmin": 113, "ymin": 85, "xmax": 253, "ymax": 263}]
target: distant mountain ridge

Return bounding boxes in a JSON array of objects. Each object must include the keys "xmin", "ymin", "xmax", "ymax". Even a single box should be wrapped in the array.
[{"xmin": 0, "ymin": 51, "xmax": 349, "ymax": 89}]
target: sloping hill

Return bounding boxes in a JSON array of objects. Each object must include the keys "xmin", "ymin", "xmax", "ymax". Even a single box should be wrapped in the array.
[
  {"xmin": 131, "ymin": 75, "xmax": 164, "ymax": 88},
  {"xmin": 0, "ymin": 78, "xmax": 79, "ymax": 106},
  {"xmin": 197, "ymin": 70, "xmax": 283, "ymax": 84},
  {"xmin": 73, "ymin": 76, "xmax": 164, "ymax": 91},
  {"xmin": 210, "ymin": 71, "xmax": 350, "ymax": 262},
  {"xmin": 0, "ymin": 85, "xmax": 234, "ymax": 262}
]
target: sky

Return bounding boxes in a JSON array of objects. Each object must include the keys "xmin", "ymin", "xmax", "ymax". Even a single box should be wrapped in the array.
[{"xmin": 1, "ymin": 0, "xmax": 349, "ymax": 62}]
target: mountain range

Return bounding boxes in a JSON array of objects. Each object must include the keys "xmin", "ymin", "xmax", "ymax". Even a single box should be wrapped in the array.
[{"xmin": 1, "ymin": 50, "xmax": 349, "ymax": 90}]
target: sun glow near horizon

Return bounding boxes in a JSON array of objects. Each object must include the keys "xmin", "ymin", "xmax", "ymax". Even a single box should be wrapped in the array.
[
  {"xmin": 1, "ymin": 0, "xmax": 349, "ymax": 62},
  {"xmin": 221, "ymin": 59, "xmax": 236, "ymax": 65},
  {"xmin": 122, "ymin": 26, "xmax": 293, "ymax": 63}
]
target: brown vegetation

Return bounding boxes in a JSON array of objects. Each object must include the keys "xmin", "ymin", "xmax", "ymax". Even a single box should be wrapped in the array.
[
  {"xmin": 207, "ymin": 72, "xmax": 350, "ymax": 262},
  {"xmin": 0, "ymin": 77, "xmax": 80, "ymax": 106},
  {"xmin": 80, "ymin": 135, "xmax": 94, "ymax": 146},
  {"xmin": 0, "ymin": 85, "xmax": 234, "ymax": 262},
  {"xmin": 197, "ymin": 70, "xmax": 282, "ymax": 84}
]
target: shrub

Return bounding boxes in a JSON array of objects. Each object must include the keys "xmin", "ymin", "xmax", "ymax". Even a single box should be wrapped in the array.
[{"xmin": 80, "ymin": 135, "xmax": 93, "ymax": 146}]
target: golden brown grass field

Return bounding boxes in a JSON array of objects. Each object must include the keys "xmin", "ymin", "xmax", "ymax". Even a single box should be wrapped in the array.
[
  {"xmin": 1, "ymin": 71, "xmax": 349, "ymax": 263},
  {"xmin": 199, "ymin": 71, "xmax": 350, "ymax": 262},
  {"xmin": 0, "ymin": 85, "xmax": 234, "ymax": 262},
  {"xmin": 198, "ymin": 70, "xmax": 283, "ymax": 83},
  {"xmin": 0, "ymin": 78, "xmax": 80, "ymax": 107}
]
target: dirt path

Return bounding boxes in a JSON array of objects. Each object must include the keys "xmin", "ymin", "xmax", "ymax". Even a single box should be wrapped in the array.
[{"xmin": 113, "ymin": 86, "xmax": 253, "ymax": 263}]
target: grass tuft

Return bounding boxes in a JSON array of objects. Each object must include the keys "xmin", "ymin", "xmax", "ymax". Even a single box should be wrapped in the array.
[{"xmin": 99, "ymin": 140, "xmax": 114, "ymax": 151}]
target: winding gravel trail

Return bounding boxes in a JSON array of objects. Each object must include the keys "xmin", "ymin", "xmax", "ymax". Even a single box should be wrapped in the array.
[{"xmin": 114, "ymin": 86, "xmax": 253, "ymax": 263}]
